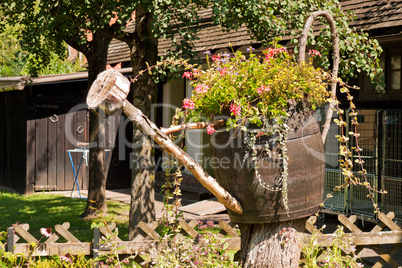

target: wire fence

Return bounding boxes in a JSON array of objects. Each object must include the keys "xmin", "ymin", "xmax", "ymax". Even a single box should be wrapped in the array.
[{"xmin": 322, "ymin": 109, "xmax": 402, "ymax": 220}]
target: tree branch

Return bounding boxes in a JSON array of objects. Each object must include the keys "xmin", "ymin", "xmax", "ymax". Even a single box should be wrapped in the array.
[{"xmin": 161, "ymin": 120, "xmax": 226, "ymax": 135}]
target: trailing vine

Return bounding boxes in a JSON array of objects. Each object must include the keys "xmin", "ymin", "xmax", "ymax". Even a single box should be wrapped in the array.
[
  {"xmin": 160, "ymin": 157, "xmax": 184, "ymax": 237},
  {"xmin": 245, "ymin": 119, "xmax": 292, "ymax": 213},
  {"xmin": 320, "ymin": 79, "xmax": 387, "ymax": 215}
]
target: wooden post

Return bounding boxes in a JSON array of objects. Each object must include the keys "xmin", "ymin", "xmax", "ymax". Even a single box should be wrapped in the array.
[
  {"xmin": 87, "ymin": 70, "xmax": 243, "ymax": 216},
  {"xmin": 7, "ymin": 227, "xmax": 14, "ymax": 252},
  {"xmin": 93, "ymin": 227, "xmax": 100, "ymax": 268}
]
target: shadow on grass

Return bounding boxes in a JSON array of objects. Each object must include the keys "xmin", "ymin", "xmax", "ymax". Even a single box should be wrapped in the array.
[{"xmin": 0, "ymin": 192, "xmax": 129, "ymax": 242}]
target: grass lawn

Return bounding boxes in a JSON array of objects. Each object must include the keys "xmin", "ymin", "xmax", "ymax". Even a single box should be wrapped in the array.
[{"xmin": 0, "ymin": 191, "xmax": 130, "ymax": 242}]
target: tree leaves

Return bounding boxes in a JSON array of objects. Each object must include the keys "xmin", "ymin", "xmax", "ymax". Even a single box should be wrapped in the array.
[{"xmin": 0, "ymin": 0, "xmax": 385, "ymax": 91}]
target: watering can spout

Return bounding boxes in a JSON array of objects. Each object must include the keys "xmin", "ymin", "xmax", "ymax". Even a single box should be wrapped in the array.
[{"xmin": 86, "ymin": 69, "xmax": 244, "ymax": 215}]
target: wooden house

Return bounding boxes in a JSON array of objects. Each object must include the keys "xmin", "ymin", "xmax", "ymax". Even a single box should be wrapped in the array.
[{"xmin": 0, "ymin": 70, "xmax": 133, "ymax": 194}]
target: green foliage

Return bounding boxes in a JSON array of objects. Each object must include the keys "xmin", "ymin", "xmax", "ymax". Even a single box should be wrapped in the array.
[
  {"xmin": 0, "ymin": 20, "xmax": 28, "ymax": 76},
  {"xmin": 0, "ymin": 230, "xmax": 27, "ymax": 267},
  {"xmin": 0, "ymin": 10, "xmax": 84, "ymax": 77},
  {"xmin": 159, "ymin": 158, "xmax": 184, "ymax": 237},
  {"xmin": 0, "ymin": 0, "xmax": 207, "ymax": 78},
  {"xmin": 29, "ymin": 254, "xmax": 95, "ymax": 268},
  {"xmin": 35, "ymin": 52, "xmax": 85, "ymax": 76},
  {"xmin": 0, "ymin": 191, "xmax": 130, "ymax": 242},
  {"xmin": 211, "ymin": 0, "xmax": 384, "ymax": 93},
  {"xmin": 1, "ymin": 0, "xmax": 384, "ymax": 90},
  {"xmin": 301, "ymin": 226, "xmax": 362, "ymax": 267},
  {"xmin": 147, "ymin": 232, "xmax": 240, "ymax": 267}
]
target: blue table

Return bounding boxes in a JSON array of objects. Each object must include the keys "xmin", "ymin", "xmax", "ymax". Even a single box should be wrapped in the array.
[{"xmin": 67, "ymin": 148, "xmax": 111, "ymax": 198}]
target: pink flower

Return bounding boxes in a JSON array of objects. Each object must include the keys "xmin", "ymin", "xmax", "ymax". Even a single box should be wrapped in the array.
[
  {"xmin": 40, "ymin": 227, "xmax": 52, "ymax": 238},
  {"xmin": 182, "ymin": 71, "xmax": 192, "ymax": 80},
  {"xmin": 183, "ymin": 98, "xmax": 195, "ymax": 110},
  {"xmin": 308, "ymin": 49, "xmax": 322, "ymax": 57},
  {"xmin": 206, "ymin": 125, "xmax": 216, "ymax": 135},
  {"xmin": 192, "ymin": 69, "xmax": 200, "ymax": 77},
  {"xmin": 211, "ymin": 55, "xmax": 221, "ymax": 61},
  {"xmin": 207, "ymin": 221, "xmax": 216, "ymax": 227},
  {"xmin": 220, "ymin": 67, "xmax": 228, "ymax": 76},
  {"xmin": 257, "ymin": 85, "xmax": 270, "ymax": 94},
  {"xmin": 264, "ymin": 47, "xmax": 287, "ymax": 60},
  {"xmin": 60, "ymin": 254, "xmax": 73, "ymax": 263},
  {"xmin": 194, "ymin": 84, "xmax": 209, "ymax": 94},
  {"xmin": 230, "ymin": 103, "xmax": 241, "ymax": 116}
]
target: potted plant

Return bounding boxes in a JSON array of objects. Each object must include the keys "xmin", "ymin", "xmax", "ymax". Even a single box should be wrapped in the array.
[{"xmin": 175, "ymin": 46, "xmax": 330, "ymax": 223}]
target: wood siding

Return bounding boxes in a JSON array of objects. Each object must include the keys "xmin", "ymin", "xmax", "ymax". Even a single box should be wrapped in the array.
[
  {"xmin": 0, "ymin": 90, "xmax": 27, "ymax": 193},
  {"xmin": 1, "ymin": 81, "xmax": 131, "ymax": 194},
  {"xmin": 26, "ymin": 109, "xmax": 131, "ymax": 192}
]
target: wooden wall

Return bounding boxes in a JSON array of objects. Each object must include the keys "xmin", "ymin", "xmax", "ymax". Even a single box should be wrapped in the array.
[
  {"xmin": 0, "ymin": 90, "xmax": 27, "ymax": 193},
  {"xmin": 0, "ymin": 80, "xmax": 132, "ymax": 194},
  {"xmin": 26, "ymin": 109, "xmax": 131, "ymax": 192},
  {"xmin": 25, "ymin": 79, "xmax": 132, "ymax": 192},
  {"xmin": 26, "ymin": 110, "xmax": 89, "ymax": 192},
  {"xmin": 105, "ymin": 112, "xmax": 132, "ymax": 189}
]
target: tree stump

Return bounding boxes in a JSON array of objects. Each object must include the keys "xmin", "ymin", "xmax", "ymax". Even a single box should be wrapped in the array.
[{"xmin": 239, "ymin": 218, "xmax": 306, "ymax": 267}]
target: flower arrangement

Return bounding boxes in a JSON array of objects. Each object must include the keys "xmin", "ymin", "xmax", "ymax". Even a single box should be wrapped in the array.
[
  {"xmin": 174, "ymin": 46, "xmax": 331, "ymax": 212},
  {"xmin": 176, "ymin": 47, "xmax": 330, "ymax": 134}
]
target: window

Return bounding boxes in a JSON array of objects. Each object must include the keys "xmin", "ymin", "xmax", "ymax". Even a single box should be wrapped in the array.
[
  {"xmin": 361, "ymin": 51, "xmax": 385, "ymax": 92},
  {"xmin": 389, "ymin": 49, "xmax": 402, "ymax": 91},
  {"xmin": 361, "ymin": 47, "xmax": 402, "ymax": 93}
]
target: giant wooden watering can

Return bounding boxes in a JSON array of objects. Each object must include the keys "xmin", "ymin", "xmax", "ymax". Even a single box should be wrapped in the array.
[{"xmin": 86, "ymin": 11, "xmax": 339, "ymax": 217}]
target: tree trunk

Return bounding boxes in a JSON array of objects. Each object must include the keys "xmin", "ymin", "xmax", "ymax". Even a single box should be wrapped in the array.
[
  {"xmin": 127, "ymin": 6, "xmax": 157, "ymax": 239},
  {"xmin": 239, "ymin": 218, "xmax": 306, "ymax": 268},
  {"xmin": 80, "ymin": 32, "xmax": 112, "ymax": 219}
]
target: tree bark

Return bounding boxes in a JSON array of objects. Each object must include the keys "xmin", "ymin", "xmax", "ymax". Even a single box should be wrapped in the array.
[
  {"xmin": 80, "ymin": 32, "xmax": 112, "ymax": 219},
  {"xmin": 127, "ymin": 6, "xmax": 157, "ymax": 239},
  {"xmin": 239, "ymin": 218, "xmax": 306, "ymax": 268}
]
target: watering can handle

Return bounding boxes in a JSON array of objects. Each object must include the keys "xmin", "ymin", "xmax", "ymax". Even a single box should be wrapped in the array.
[{"xmin": 298, "ymin": 10, "xmax": 340, "ymax": 144}]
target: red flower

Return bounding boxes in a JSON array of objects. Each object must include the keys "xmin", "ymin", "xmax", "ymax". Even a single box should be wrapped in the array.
[
  {"xmin": 183, "ymin": 99, "xmax": 195, "ymax": 110},
  {"xmin": 182, "ymin": 71, "xmax": 192, "ymax": 80},
  {"xmin": 219, "ymin": 67, "xmax": 228, "ymax": 76},
  {"xmin": 230, "ymin": 103, "xmax": 241, "ymax": 116},
  {"xmin": 257, "ymin": 85, "xmax": 270, "ymax": 94},
  {"xmin": 211, "ymin": 55, "xmax": 221, "ymax": 61},
  {"xmin": 264, "ymin": 47, "xmax": 287, "ymax": 60},
  {"xmin": 308, "ymin": 49, "xmax": 322, "ymax": 57},
  {"xmin": 195, "ymin": 84, "xmax": 209, "ymax": 94},
  {"xmin": 206, "ymin": 125, "xmax": 216, "ymax": 135}
]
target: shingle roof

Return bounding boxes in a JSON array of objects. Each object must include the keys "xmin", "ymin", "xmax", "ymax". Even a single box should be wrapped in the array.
[
  {"xmin": 107, "ymin": 38, "xmax": 131, "ymax": 65},
  {"xmin": 107, "ymin": 1, "xmax": 402, "ymax": 65},
  {"xmin": 107, "ymin": 8, "xmax": 253, "ymax": 65},
  {"xmin": 342, "ymin": 0, "xmax": 402, "ymax": 31}
]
